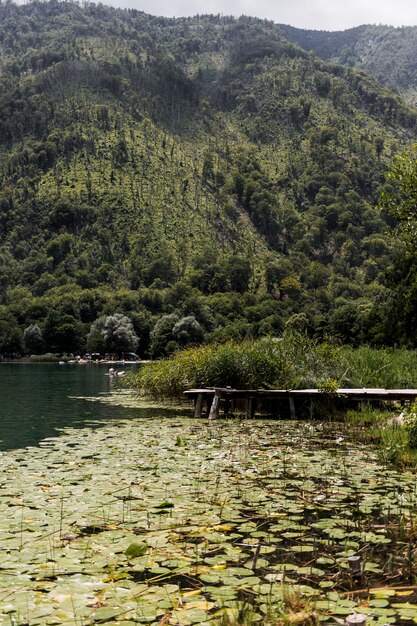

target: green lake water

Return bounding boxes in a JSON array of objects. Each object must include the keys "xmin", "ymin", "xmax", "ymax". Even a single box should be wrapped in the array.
[{"xmin": 0, "ymin": 363, "xmax": 176, "ymax": 450}]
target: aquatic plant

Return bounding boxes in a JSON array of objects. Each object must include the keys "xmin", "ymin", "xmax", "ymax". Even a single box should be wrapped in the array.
[
  {"xmin": 2, "ymin": 418, "xmax": 417, "ymax": 624},
  {"xmin": 129, "ymin": 332, "xmax": 345, "ymax": 399},
  {"xmin": 404, "ymin": 403, "xmax": 417, "ymax": 447},
  {"xmin": 342, "ymin": 346, "xmax": 417, "ymax": 388}
]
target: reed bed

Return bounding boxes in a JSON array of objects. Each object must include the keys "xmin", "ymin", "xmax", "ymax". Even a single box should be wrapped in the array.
[
  {"xmin": 129, "ymin": 333, "xmax": 345, "ymax": 399},
  {"xmin": 129, "ymin": 336, "xmax": 417, "ymax": 400}
]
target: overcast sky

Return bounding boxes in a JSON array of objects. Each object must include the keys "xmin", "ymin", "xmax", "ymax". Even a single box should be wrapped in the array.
[{"xmin": 104, "ymin": 0, "xmax": 417, "ymax": 30}]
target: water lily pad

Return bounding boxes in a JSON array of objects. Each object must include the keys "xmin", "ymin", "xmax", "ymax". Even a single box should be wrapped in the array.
[
  {"xmin": 2, "ymin": 417, "xmax": 417, "ymax": 625},
  {"xmin": 369, "ymin": 599, "xmax": 389, "ymax": 608},
  {"xmin": 125, "ymin": 543, "xmax": 148, "ymax": 558}
]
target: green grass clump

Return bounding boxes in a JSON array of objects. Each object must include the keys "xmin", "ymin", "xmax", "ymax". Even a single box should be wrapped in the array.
[
  {"xmin": 345, "ymin": 404, "xmax": 394, "ymax": 428},
  {"xmin": 404, "ymin": 404, "xmax": 417, "ymax": 447},
  {"xmin": 344, "ymin": 404, "xmax": 417, "ymax": 468},
  {"xmin": 342, "ymin": 346, "xmax": 417, "ymax": 388},
  {"xmin": 29, "ymin": 353, "xmax": 60, "ymax": 362},
  {"xmin": 129, "ymin": 332, "xmax": 345, "ymax": 399}
]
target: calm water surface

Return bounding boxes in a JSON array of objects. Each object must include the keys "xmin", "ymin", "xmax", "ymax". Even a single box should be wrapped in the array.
[{"xmin": 0, "ymin": 363, "xmax": 173, "ymax": 450}]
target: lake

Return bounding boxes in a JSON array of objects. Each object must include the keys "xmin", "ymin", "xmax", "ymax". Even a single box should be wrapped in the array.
[
  {"xmin": 2, "ymin": 364, "xmax": 417, "ymax": 624},
  {"xmin": 0, "ymin": 362, "xmax": 185, "ymax": 450}
]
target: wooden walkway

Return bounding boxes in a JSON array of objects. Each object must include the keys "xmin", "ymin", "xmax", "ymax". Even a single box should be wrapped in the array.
[{"xmin": 184, "ymin": 388, "xmax": 417, "ymax": 419}]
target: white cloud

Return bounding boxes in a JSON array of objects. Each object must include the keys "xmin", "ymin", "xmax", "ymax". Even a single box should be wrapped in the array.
[{"xmin": 110, "ymin": 0, "xmax": 417, "ymax": 30}]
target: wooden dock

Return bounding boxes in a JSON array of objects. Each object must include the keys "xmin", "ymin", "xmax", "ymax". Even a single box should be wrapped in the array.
[{"xmin": 184, "ymin": 388, "xmax": 417, "ymax": 419}]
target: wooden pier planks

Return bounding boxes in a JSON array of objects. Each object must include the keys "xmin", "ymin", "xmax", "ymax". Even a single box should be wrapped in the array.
[{"xmin": 184, "ymin": 388, "xmax": 417, "ymax": 419}]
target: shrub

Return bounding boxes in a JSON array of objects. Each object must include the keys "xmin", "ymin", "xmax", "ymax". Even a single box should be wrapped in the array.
[
  {"xmin": 128, "ymin": 332, "xmax": 345, "ymax": 399},
  {"xmin": 404, "ymin": 403, "xmax": 417, "ymax": 448}
]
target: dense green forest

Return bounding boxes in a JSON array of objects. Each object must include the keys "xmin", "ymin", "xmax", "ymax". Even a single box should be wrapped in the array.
[
  {"xmin": 281, "ymin": 24, "xmax": 417, "ymax": 105},
  {"xmin": 1, "ymin": 0, "xmax": 417, "ymax": 358}
]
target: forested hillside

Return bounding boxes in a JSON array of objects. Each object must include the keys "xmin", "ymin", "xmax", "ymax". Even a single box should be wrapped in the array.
[
  {"xmin": 1, "ymin": 1, "xmax": 417, "ymax": 357},
  {"xmin": 281, "ymin": 24, "xmax": 417, "ymax": 104}
]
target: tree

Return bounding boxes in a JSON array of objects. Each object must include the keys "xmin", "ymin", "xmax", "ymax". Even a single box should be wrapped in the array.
[
  {"xmin": 43, "ymin": 311, "xmax": 85, "ymax": 354},
  {"xmin": 0, "ymin": 309, "xmax": 23, "ymax": 356},
  {"xmin": 329, "ymin": 304, "xmax": 362, "ymax": 345},
  {"xmin": 86, "ymin": 317, "xmax": 107, "ymax": 354},
  {"xmin": 23, "ymin": 324, "xmax": 44, "ymax": 354},
  {"xmin": 375, "ymin": 146, "xmax": 417, "ymax": 345},
  {"xmin": 149, "ymin": 313, "xmax": 179, "ymax": 358},
  {"xmin": 87, "ymin": 314, "xmax": 139, "ymax": 356},
  {"xmin": 380, "ymin": 146, "xmax": 417, "ymax": 245},
  {"xmin": 172, "ymin": 315, "xmax": 204, "ymax": 346},
  {"xmin": 226, "ymin": 256, "xmax": 252, "ymax": 293}
]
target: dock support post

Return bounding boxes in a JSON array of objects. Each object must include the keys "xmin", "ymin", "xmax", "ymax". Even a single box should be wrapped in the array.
[
  {"xmin": 209, "ymin": 391, "xmax": 221, "ymax": 420},
  {"xmin": 289, "ymin": 396, "xmax": 296, "ymax": 419},
  {"xmin": 246, "ymin": 396, "xmax": 255, "ymax": 419},
  {"xmin": 194, "ymin": 393, "xmax": 203, "ymax": 418}
]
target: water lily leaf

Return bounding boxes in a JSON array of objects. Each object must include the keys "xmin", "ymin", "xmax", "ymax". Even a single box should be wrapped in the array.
[
  {"xmin": 360, "ymin": 607, "xmax": 397, "ymax": 617},
  {"xmin": 290, "ymin": 545, "xmax": 315, "ymax": 553},
  {"xmin": 332, "ymin": 606, "xmax": 356, "ymax": 615},
  {"xmin": 244, "ymin": 558, "xmax": 269, "ymax": 569},
  {"xmin": 297, "ymin": 566, "xmax": 325, "ymax": 576},
  {"xmin": 204, "ymin": 587, "xmax": 237, "ymax": 600},
  {"xmin": 271, "ymin": 563, "xmax": 298, "ymax": 572},
  {"xmin": 200, "ymin": 573, "xmax": 220, "ymax": 584},
  {"xmin": 185, "ymin": 600, "xmax": 214, "ymax": 610},
  {"xmin": 125, "ymin": 543, "xmax": 148, "ymax": 558},
  {"xmin": 3, "ymin": 414, "xmax": 417, "ymax": 624},
  {"xmin": 182, "ymin": 590, "xmax": 203, "ymax": 598},
  {"xmin": 92, "ymin": 606, "xmax": 123, "ymax": 620},
  {"xmin": 396, "ymin": 590, "xmax": 414, "ymax": 596},
  {"xmin": 392, "ymin": 603, "xmax": 417, "ymax": 611},
  {"xmin": 316, "ymin": 557, "xmax": 334, "ymax": 565},
  {"xmin": 363, "ymin": 562, "xmax": 382, "ymax": 573},
  {"xmin": 369, "ymin": 599, "xmax": 389, "ymax": 608},
  {"xmin": 369, "ymin": 589, "xmax": 397, "ymax": 598}
]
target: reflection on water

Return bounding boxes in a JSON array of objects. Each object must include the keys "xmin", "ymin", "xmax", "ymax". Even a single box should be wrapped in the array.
[{"xmin": 0, "ymin": 363, "xmax": 186, "ymax": 450}]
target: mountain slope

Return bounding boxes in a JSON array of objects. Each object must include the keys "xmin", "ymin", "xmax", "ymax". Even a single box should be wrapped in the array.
[
  {"xmin": 1, "ymin": 2, "xmax": 417, "ymax": 354},
  {"xmin": 281, "ymin": 24, "xmax": 417, "ymax": 105}
]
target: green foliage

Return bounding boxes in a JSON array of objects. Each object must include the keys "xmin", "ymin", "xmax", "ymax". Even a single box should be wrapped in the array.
[
  {"xmin": 130, "ymin": 332, "xmax": 345, "ymax": 398},
  {"xmin": 124, "ymin": 543, "xmax": 147, "ymax": 558},
  {"xmin": 0, "ymin": 2, "xmax": 416, "ymax": 353},
  {"xmin": 345, "ymin": 404, "xmax": 393, "ymax": 428},
  {"xmin": 87, "ymin": 314, "xmax": 138, "ymax": 356},
  {"xmin": 0, "ymin": 308, "xmax": 23, "ymax": 356},
  {"xmin": 23, "ymin": 323, "xmax": 44, "ymax": 354},
  {"xmin": 376, "ymin": 145, "xmax": 417, "ymax": 343},
  {"xmin": 380, "ymin": 146, "xmax": 417, "ymax": 245},
  {"xmin": 404, "ymin": 404, "xmax": 417, "ymax": 448},
  {"xmin": 149, "ymin": 313, "xmax": 180, "ymax": 359},
  {"xmin": 317, "ymin": 378, "xmax": 338, "ymax": 394},
  {"xmin": 342, "ymin": 346, "xmax": 417, "ymax": 388},
  {"xmin": 172, "ymin": 315, "xmax": 204, "ymax": 346},
  {"xmin": 43, "ymin": 310, "xmax": 85, "ymax": 354},
  {"xmin": 282, "ymin": 24, "xmax": 417, "ymax": 104},
  {"xmin": 29, "ymin": 352, "xmax": 60, "ymax": 363},
  {"xmin": 379, "ymin": 425, "xmax": 409, "ymax": 464}
]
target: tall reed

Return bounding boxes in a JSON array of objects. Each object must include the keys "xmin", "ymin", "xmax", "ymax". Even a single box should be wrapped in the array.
[
  {"xmin": 129, "ymin": 332, "xmax": 345, "ymax": 399},
  {"xmin": 342, "ymin": 346, "xmax": 417, "ymax": 388}
]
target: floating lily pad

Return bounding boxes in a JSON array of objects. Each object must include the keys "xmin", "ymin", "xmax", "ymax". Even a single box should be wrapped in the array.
[
  {"xmin": 1, "ymin": 417, "xmax": 417, "ymax": 625},
  {"xmin": 125, "ymin": 543, "xmax": 148, "ymax": 558}
]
